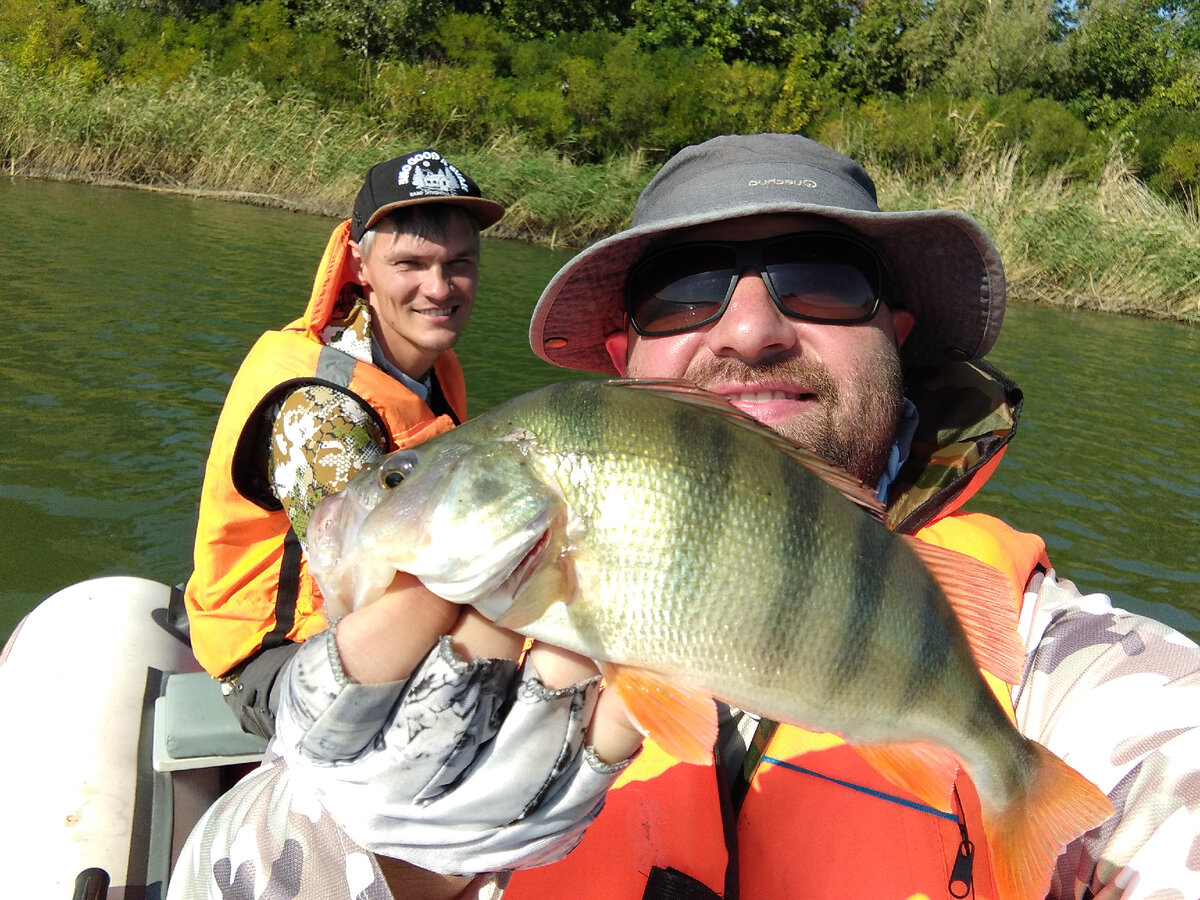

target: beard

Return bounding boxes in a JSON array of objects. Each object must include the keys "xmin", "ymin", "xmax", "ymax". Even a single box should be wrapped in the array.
[{"xmin": 682, "ymin": 347, "xmax": 905, "ymax": 487}]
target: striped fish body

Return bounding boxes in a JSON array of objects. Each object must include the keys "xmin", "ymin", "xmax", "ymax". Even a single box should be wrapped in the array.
[
  {"xmin": 307, "ymin": 379, "xmax": 1112, "ymax": 899},
  {"xmin": 500, "ymin": 382, "xmax": 1008, "ymax": 753}
]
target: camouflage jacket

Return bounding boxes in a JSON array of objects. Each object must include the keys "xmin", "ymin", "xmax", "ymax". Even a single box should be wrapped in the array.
[{"xmin": 895, "ymin": 360, "xmax": 1200, "ymax": 897}]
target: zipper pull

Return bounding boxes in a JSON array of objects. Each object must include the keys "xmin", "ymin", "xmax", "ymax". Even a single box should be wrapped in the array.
[{"xmin": 948, "ymin": 820, "xmax": 974, "ymax": 898}]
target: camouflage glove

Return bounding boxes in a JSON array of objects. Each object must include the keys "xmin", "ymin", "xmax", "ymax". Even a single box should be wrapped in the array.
[{"xmin": 273, "ymin": 627, "xmax": 632, "ymax": 876}]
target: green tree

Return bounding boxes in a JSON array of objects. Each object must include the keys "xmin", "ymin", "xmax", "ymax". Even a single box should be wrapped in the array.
[
  {"xmin": 939, "ymin": 0, "xmax": 1065, "ymax": 96},
  {"xmin": 290, "ymin": 0, "xmax": 444, "ymax": 62},
  {"xmin": 768, "ymin": 32, "xmax": 825, "ymax": 131},
  {"xmin": 2, "ymin": 0, "xmax": 98, "ymax": 78},
  {"xmin": 1063, "ymin": 0, "xmax": 1183, "ymax": 125},
  {"xmin": 628, "ymin": 0, "xmax": 742, "ymax": 59},
  {"xmin": 899, "ymin": 0, "xmax": 985, "ymax": 92},
  {"xmin": 480, "ymin": 0, "xmax": 631, "ymax": 39}
]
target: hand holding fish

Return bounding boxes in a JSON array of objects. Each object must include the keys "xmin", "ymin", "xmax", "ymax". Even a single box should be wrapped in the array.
[
  {"xmin": 331, "ymin": 570, "xmax": 643, "ymax": 763},
  {"xmin": 272, "ymin": 569, "xmax": 644, "ymax": 877},
  {"xmin": 305, "ymin": 379, "xmax": 1114, "ymax": 899}
]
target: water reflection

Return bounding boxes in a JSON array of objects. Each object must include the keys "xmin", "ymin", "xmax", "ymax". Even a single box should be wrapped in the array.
[
  {"xmin": 1, "ymin": 177, "xmax": 1197, "ymax": 643},
  {"xmin": 978, "ymin": 302, "xmax": 1200, "ymax": 634}
]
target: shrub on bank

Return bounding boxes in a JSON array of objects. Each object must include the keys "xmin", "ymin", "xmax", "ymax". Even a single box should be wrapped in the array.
[{"xmin": 0, "ymin": 61, "xmax": 1196, "ymax": 323}]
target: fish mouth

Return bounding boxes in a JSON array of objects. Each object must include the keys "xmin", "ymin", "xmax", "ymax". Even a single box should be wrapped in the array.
[
  {"xmin": 471, "ymin": 528, "xmax": 557, "ymax": 623},
  {"xmin": 502, "ymin": 529, "xmax": 554, "ymax": 596}
]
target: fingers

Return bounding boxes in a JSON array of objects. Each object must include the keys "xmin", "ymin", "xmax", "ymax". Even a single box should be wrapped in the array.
[
  {"xmin": 587, "ymin": 686, "xmax": 646, "ymax": 765},
  {"xmin": 526, "ymin": 642, "xmax": 598, "ymax": 690},
  {"xmin": 449, "ymin": 607, "xmax": 525, "ymax": 664},
  {"xmin": 333, "ymin": 571, "xmax": 460, "ymax": 684},
  {"xmin": 527, "ymin": 643, "xmax": 644, "ymax": 765}
]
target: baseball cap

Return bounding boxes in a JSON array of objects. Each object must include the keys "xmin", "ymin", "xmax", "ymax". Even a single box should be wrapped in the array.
[
  {"xmin": 529, "ymin": 133, "xmax": 1005, "ymax": 374},
  {"xmin": 350, "ymin": 149, "xmax": 506, "ymax": 241}
]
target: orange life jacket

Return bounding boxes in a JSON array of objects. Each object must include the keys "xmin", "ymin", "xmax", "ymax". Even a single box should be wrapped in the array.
[
  {"xmin": 184, "ymin": 221, "xmax": 467, "ymax": 677},
  {"xmin": 506, "ymin": 512, "xmax": 1049, "ymax": 899}
]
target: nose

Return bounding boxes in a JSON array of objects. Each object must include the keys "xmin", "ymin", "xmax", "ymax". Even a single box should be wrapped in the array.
[
  {"xmin": 421, "ymin": 265, "xmax": 454, "ymax": 300},
  {"xmin": 703, "ymin": 268, "xmax": 797, "ymax": 363}
]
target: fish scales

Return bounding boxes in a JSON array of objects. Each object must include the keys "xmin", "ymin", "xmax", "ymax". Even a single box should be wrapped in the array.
[
  {"xmin": 308, "ymin": 380, "xmax": 1114, "ymax": 899},
  {"xmin": 316, "ymin": 379, "xmax": 995, "ymax": 743},
  {"xmin": 501, "ymin": 383, "xmax": 978, "ymax": 742}
]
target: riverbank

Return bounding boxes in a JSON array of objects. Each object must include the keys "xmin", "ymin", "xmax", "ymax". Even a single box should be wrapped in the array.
[{"xmin": 3, "ymin": 67, "xmax": 1197, "ymax": 323}]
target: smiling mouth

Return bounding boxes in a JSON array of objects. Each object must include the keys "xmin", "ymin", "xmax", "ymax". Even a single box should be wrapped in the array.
[
  {"xmin": 415, "ymin": 305, "xmax": 459, "ymax": 318},
  {"xmin": 725, "ymin": 389, "xmax": 815, "ymax": 404}
]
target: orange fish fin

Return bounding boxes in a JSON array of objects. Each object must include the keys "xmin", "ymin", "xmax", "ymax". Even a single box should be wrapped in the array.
[
  {"xmin": 494, "ymin": 557, "xmax": 573, "ymax": 630},
  {"xmin": 984, "ymin": 741, "xmax": 1114, "ymax": 900},
  {"xmin": 852, "ymin": 741, "xmax": 959, "ymax": 812},
  {"xmin": 905, "ymin": 536, "xmax": 1025, "ymax": 683},
  {"xmin": 609, "ymin": 379, "xmax": 885, "ymax": 519},
  {"xmin": 598, "ymin": 662, "xmax": 717, "ymax": 766}
]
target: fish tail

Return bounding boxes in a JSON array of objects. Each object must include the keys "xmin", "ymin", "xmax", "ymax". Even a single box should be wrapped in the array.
[{"xmin": 984, "ymin": 740, "xmax": 1113, "ymax": 900}]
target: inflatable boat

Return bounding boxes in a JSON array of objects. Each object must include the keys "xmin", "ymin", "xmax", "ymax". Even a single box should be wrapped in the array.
[{"xmin": 0, "ymin": 577, "xmax": 267, "ymax": 899}]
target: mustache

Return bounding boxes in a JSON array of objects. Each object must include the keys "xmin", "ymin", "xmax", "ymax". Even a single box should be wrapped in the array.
[{"xmin": 683, "ymin": 357, "xmax": 840, "ymax": 403}]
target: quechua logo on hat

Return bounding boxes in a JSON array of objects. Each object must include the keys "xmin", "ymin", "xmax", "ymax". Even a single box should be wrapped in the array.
[{"xmin": 399, "ymin": 150, "xmax": 471, "ymax": 198}]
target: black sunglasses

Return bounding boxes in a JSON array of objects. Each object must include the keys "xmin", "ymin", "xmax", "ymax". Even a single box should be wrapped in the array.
[{"xmin": 624, "ymin": 231, "xmax": 890, "ymax": 337}]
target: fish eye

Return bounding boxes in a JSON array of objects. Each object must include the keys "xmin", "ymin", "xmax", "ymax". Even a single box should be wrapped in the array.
[{"xmin": 379, "ymin": 451, "xmax": 418, "ymax": 489}]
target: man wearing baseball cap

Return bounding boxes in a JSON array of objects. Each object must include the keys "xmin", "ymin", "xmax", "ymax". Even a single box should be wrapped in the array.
[{"xmin": 184, "ymin": 148, "xmax": 506, "ymax": 738}]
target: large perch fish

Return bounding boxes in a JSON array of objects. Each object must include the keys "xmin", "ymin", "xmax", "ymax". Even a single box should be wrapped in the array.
[{"xmin": 307, "ymin": 379, "xmax": 1112, "ymax": 899}]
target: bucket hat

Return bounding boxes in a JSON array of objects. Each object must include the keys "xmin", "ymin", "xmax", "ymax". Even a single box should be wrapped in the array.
[
  {"xmin": 529, "ymin": 133, "xmax": 1005, "ymax": 374},
  {"xmin": 351, "ymin": 149, "xmax": 505, "ymax": 241}
]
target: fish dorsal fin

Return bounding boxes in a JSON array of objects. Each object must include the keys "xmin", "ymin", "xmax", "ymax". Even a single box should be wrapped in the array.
[
  {"xmin": 853, "ymin": 741, "xmax": 960, "ymax": 813},
  {"xmin": 609, "ymin": 379, "xmax": 885, "ymax": 520},
  {"xmin": 598, "ymin": 661, "xmax": 717, "ymax": 766},
  {"xmin": 904, "ymin": 537, "xmax": 1024, "ymax": 684}
]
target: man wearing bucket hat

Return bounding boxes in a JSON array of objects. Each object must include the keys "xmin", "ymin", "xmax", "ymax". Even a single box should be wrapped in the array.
[
  {"xmin": 184, "ymin": 148, "xmax": 510, "ymax": 737},
  {"xmin": 507, "ymin": 133, "xmax": 1200, "ymax": 897},
  {"xmin": 171, "ymin": 136, "xmax": 1200, "ymax": 900}
]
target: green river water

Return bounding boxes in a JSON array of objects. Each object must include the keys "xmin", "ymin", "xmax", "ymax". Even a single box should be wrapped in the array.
[{"xmin": 1, "ymin": 177, "xmax": 1197, "ymax": 643}]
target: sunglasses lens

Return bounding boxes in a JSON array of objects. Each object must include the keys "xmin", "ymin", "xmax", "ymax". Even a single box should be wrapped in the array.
[
  {"xmin": 626, "ymin": 233, "xmax": 885, "ymax": 336},
  {"xmin": 763, "ymin": 236, "xmax": 882, "ymax": 322},
  {"xmin": 627, "ymin": 245, "xmax": 736, "ymax": 335}
]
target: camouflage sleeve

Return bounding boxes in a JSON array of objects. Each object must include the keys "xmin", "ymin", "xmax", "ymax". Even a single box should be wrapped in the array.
[
  {"xmin": 1013, "ymin": 569, "xmax": 1200, "ymax": 899},
  {"xmin": 268, "ymin": 384, "xmax": 389, "ymax": 546}
]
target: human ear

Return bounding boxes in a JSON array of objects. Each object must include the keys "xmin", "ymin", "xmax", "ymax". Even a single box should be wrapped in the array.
[
  {"xmin": 604, "ymin": 331, "xmax": 629, "ymax": 376},
  {"xmin": 348, "ymin": 241, "xmax": 367, "ymax": 285},
  {"xmin": 890, "ymin": 308, "xmax": 916, "ymax": 348}
]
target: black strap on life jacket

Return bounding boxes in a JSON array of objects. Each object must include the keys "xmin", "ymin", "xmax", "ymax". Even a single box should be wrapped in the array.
[
  {"xmin": 263, "ymin": 525, "xmax": 303, "ymax": 651},
  {"xmin": 643, "ymin": 867, "xmax": 724, "ymax": 900},
  {"xmin": 427, "ymin": 369, "xmax": 461, "ymax": 425}
]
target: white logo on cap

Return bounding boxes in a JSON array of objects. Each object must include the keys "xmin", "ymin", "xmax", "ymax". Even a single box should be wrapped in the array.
[
  {"xmin": 748, "ymin": 178, "xmax": 819, "ymax": 188},
  {"xmin": 398, "ymin": 150, "xmax": 470, "ymax": 197}
]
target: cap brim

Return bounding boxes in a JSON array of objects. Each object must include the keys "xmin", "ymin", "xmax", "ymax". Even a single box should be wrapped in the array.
[
  {"xmin": 529, "ymin": 202, "xmax": 1005, "ymax": 375},
  {"xmin": 363, "ymin": 195, "xmax": 506, "ymax": 232}
]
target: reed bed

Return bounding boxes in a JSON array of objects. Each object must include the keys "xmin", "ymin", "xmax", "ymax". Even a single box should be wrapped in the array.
[
  {"xmin": 3, "ymin": 64, "xmax": 1197, "ymax": 323},
  {"xmin": 871, "ymin": 140, "xmax": 1200, "ymax": 323}
]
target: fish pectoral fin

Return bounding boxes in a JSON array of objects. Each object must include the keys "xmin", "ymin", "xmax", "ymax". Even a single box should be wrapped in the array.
[
  {"xmin": 983, "ymin": 741, "xmax": 1114, "ymax": 900},
  {"xmin": 905, "ymin": 536, "xmax": 1025, "ymax": 684},
  {"xmin": 598, "ymin": 662, "xmax": 717, "ymax": 766},
  {"xmin": 852, "ymin": 741, "xmax": 960, "ymax": 813},
  {"xmin": 494, "ymin": 556, "xmax": 573, "ymax": 630}
]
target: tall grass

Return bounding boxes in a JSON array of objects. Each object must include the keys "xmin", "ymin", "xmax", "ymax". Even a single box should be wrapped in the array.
[
  {"xmin": 861, "ymin": 116, "xmax": 1200, "ymax": 323},
  {"xmin": 2, "ymin": 63, "xmax": 1197, "ymax": 322}
]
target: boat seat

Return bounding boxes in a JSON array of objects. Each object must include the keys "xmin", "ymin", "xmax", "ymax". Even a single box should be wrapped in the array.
[{"xmin": 152, "ymin": 671, "xmax": 268, "ymax": 772}]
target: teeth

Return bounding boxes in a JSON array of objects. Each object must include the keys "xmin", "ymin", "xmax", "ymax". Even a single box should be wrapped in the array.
[{"xmin": 730, "ymin": 390, "xmax": 794, "ymax": 403}]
